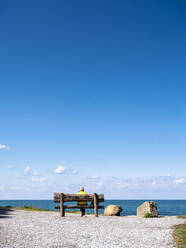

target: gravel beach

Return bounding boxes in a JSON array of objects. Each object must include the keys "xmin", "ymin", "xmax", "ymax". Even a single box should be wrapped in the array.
[{"xmin": 0, "ymin": 210, "xmax": 185, "ymax": 248}]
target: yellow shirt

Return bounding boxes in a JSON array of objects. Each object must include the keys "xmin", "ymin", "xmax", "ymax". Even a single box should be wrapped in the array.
[{"xmin": 77, "ymin": 191, "xmax": 87, "ymax": 205}]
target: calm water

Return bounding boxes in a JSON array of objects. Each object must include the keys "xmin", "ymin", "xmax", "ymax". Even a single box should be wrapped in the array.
[{"xmin": 0, "ymin": 200, "xmax": 186, "ymax": 216}]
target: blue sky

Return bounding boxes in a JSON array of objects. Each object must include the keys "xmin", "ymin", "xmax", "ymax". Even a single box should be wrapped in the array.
[{"xmin": 0, "ymin": 0, "xmax": 186, "ymax": 199}]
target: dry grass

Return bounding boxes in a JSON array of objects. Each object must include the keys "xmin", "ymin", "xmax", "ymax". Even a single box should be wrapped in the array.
[
  {"xmin": 178, "ymin": 215, "xmax": 186, "ymax": 219},
  {"xmin": 3, "ymin": 205, "xmax": 51, "ymax": 211},
  {"xmin": 173, "ymin": 215, "xmax": 186, "ymax": 248},
  {"xmin": 2, "ymin": 205, "xmax": 83, "ymax": 214}
]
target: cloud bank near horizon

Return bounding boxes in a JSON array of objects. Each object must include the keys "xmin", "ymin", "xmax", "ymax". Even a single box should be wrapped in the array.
[
  {"xmin": 1, "ymin": 175, "xmax": 186, "ymax": 200},
  {"xmin": 1, "ymin": 143, "xmax": 185, "ymax": 200}
]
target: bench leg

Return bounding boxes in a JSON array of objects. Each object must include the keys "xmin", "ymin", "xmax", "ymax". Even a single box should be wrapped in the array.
[{"xmin": 94, "ymin": 193, "xmax": 98, "ymax": 217}]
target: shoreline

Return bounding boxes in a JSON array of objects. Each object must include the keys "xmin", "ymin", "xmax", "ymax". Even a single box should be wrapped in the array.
[
  {"xmin": 1, "ymin": 199, "xmax": 186, "ymax": 217},
  {"xmin": 1, "ymin": 205, "xmax": 183, "ymax": 217}
]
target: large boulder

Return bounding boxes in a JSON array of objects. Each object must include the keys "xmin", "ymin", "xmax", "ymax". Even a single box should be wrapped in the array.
[
  {"xmin": 104, "ymin": 205, "xmax": 123, "ymax": 216},
  {"xmin": 137, "ymin": 201, "xmax": 158, "ymax": 217}
]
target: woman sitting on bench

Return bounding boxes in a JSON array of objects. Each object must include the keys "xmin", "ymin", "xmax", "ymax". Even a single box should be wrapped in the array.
[{"xmin": 77, "ymin": 187, "xmax": 87, "ymax": 217}]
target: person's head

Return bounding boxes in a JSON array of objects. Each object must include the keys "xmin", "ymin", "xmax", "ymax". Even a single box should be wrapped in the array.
[{"xmin": 79, "ymin": 186, "xmax": 84, "ymax": 192}]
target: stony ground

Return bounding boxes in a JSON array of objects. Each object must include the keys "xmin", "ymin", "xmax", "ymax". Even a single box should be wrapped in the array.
[{"xmin": 0, "ymin": 210, "xmax": 185, "ymax": 248}]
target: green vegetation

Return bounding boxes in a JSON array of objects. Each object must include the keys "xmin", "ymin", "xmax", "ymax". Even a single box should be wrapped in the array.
[
  {"xmin": 3, "ymin": 205, "xmax": 51, "ymax": 212},
  {"xmin": 173, "ymin": 215, "xmax": 186, "ymax": 248},
  {"xmin": 1, "ymin": 205, "xmax": 82, "ymax": 214},
  {"xmin": 3, "ymin": 205, "xmax": 13, "ymax": 209},
  {"xmin": 173, "ymin": 223, "xmax": 186, "ymax": 248},
  {"xmin": 66, "ymin": 210, "xmax": 81, "ymax": 214},
  {"xmin": 144, "ymin": 212, "xmax": 153, "ymax": 218},
  {"xmin": 178, "ymin": 215, "xmax": 186, "ymax": 219}
]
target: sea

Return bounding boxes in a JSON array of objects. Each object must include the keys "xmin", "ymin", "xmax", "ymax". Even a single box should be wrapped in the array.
[{"xmin": 0, "ymin": 200, "xmax": 186, "ymax": 216}]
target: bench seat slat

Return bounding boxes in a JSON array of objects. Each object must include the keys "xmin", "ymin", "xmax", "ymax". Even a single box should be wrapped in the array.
[{"xmin": 55, "ymin": 205, "xmax": 104, "ymax": 209}]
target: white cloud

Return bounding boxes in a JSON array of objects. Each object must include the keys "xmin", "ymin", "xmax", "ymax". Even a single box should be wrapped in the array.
[
  {"xmin": 86, "ymin": 176, "xmax": 100, "ymax": 180},
  {"xmin": 55, "ymin": 165, "xmax": 66, "ymax": 174},
  {"xmin": 24, "ymin": 166, "xmax": 31, "ymax": 175},
  {"xmin": 33, "ymin": 171, "xmax": 39, "ymax": 176},
  {"xmin": 55, "ymin": 166, "xmax": 77, "ymax": 175},
  {"xmin": 174, "ymin": 178, "xmax": 186, "ymax": 184},
  {"xmin": 8, "ymin": 165, "xmax": 14, "ymax": 169},
  {"xmin": 0, "ymin": 185, "xmax": 5, "ymax": 191},
  {"xmin": 31, "ymin": 177, "xmax": 46, "ymax": 182},
  {"xmin": 0, "ymin": 144, "xmax": 10, "ymax": 150},
  {"xmin": 70, "ymin": 168, "xmax": 77, "ymax": 174},
  {"xmin": 114, "ymin": 182, "xmax": 132, "ymax": 188},
  {"xmin": 9, "ymin": 186, "xmax": 25, "ymax": 190},
  {"xmin": 72, "ymin": 169, "xmax": 77, "ymax": 174},
  {"xmin": 97, "ymin": 181, "xmax": 104, "ymax": 187}
]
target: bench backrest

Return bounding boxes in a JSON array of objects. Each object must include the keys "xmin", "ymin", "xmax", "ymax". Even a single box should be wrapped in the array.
[{"xmin": 54, "ymin": 193, "xmax": 104, "ymax": 203}]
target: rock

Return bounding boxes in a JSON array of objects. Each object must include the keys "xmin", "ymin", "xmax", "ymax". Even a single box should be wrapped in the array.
[
  {"xmin": 137, "ymin": 201, "xmax": 158, "ymax": 217},
  {"xmin": 104, "ymin": 205, "xmax": 123, "ymax": 216}
]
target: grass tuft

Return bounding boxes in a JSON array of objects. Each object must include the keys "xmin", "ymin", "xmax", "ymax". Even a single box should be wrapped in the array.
[
  {"xmin": 173, "ymin": 223, "xmax": 186, "ymax": 248},
  {"xmin": 2, "ymin": 205, "xmax": 82, "ymax": 214},
  {"xmin": 3, "ymin": 205, "xmax": 50, "ymax": 212},
  {"xmin": 144, "ymin": 212, "xmax": 153, "ymax": 218},
  {"xmin": 178, "ymin": 215, "xmax": 186, "ymax": 219},
  {"xmin": 66, "ymin": 210, "xmax": 81, "ymax": 214}
]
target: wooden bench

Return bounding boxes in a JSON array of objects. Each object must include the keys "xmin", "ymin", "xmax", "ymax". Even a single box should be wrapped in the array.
[{"xmin": 54, "ymin": 193, "xmax": 104, "ymax": 217}]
